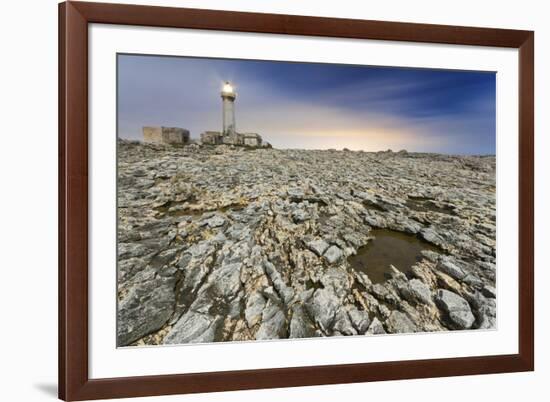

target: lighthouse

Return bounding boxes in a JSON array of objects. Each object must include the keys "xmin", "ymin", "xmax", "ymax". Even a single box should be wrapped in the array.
[
  {"xmin": 221, "ymin": 81, "xmax": 236, "ymax": 136},
  {"xmin": 200, "ymin": 81, "xmax": 266, "ymax": 147}
]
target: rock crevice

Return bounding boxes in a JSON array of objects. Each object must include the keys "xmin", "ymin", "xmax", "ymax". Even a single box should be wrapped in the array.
[{"xmin": 117, "ymin": 141, "xmax": 496, "ymax": 346}]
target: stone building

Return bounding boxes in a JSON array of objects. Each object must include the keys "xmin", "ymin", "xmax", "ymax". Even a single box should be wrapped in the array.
[
  {"xmin": 223, "ymin": 133, "xmax": 245, "ymax": 146},
  {"xmin": 143, "ymin": 126, "xmax": 190, "ymax": 145},
  {"xmin": 200, "ymin": 131, "xmax": 223, "ymax": 145},
  {"xmin": 242, "ymin": 133, "xmax": 262, "ymax": 147},
  {"xmin": 201, "ymin": 131, "xmax": 263, "ymax": 147}
]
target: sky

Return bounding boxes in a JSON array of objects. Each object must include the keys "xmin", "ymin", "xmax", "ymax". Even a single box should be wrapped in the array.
[{"xmin": 117, "ymin": 54, "xmax": 496, "ymax": 155}]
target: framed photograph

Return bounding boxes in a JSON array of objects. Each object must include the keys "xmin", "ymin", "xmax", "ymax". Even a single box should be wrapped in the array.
[{"xmin": 59, "ymin": 1, "xmax": 534, "ymax": 400}]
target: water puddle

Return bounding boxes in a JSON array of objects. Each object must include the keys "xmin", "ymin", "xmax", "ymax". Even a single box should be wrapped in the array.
[{"xmin": 348, "ymin": 229, "xmax": 440, "ymax": 284}]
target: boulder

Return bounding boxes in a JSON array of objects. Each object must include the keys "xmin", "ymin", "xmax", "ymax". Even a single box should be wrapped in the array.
[
  {"xmin": 347, "ymin": 308, "xmax": 371, "ymax": 334},
  {"xmin": 306, "ymin": 239, "xmax": 330, "ymax": 257},
  {"xmin": 436, "ymin": 289, "xmax": 475, "ymax": 329},
  {"xmin": 400, "ymin": 279, "xmax": 433, "ymax": 305},
  {"xmin": 366, "ymin": 317, "xmax": 386, "ymax": 335},
  {"xmin": 437, "ymin": 257, "xmax": 466, "ymax": 280},
  {"xmin": 305, "ymin": 288, "xmax": 340, "ymax": 331},
  {"xmin": 256, "ymin": 299, "xmax": 287, "ymax": 340},
  {"xmin": 289, "ymin": 305, "xmax": 317, "ymax": 338},
  {"xmin": 419, "ymin": 227, "xmax": 445, "ymax": 246},
  {"xmin": 117, "ymin": 274, "xmax": 176, "ymax": 346},
  {"xmin": 164, "ymin": 311, "xmax": 223, "ymax": 344},
  {"xmin": 385, "ymin": 311, "xmax": 417, "ymax": 333},
  {"xmin": 320, "ymin": 267, "xmax": 351, "ymax": 299},
  {"xmin": 324, "ymin": 245, "xmax": 344, "ymax": 264},
  {"xmin": 332, "ymin": 309, "xmax": 357, "ymax": 335},
  {"xmin": 199, "ymin": 215, "xmax": 226, "ymax": 228}
]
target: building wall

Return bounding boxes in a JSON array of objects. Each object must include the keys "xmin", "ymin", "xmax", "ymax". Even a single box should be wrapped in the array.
[
  {"xmin": 201, "ymin": 131, "xmax": 223, "ymax": 145},
  {"xmin": 222, "ymin": 133, "xmax": 243, "ymax": 145},
  {"xmin": 143, "ymin": 126, "xmax": 190, "ymax": 145},
  {"xmin": 243, "ymin": 134, "xmax": 262, "ymax": 147},
  {"xmin": 142, "ymin": 126, "xmax": 163, "ymax": 143}
]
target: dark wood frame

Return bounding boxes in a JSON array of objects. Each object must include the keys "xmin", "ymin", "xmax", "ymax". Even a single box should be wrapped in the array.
[{"xmin": 59, "ymin": 1, "xmax": 534, "ymax": 400}]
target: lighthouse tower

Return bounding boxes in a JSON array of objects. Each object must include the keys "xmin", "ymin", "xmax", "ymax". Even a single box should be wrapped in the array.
[
  {"xmin": 200, "ymin": 81, "xmax": 265, "ymax": 147},
  {"xmin": 221, "ymin": 82, "xmax": 236, "ymax": 136}
]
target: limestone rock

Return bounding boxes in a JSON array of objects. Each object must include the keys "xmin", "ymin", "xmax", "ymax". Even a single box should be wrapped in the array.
[
  {"xmin": 332, "ymin": 309, "xmax": 357, "ymax": 335},
  {"xmin": 437, "ymin": 257, "xmax": 466, "ymax": 280},
  {"xmin": 419, "ymin": 227, "xmax": 445, "ymax": 246},
  {"xmin": 256, "ymin": 299, "xmax": 287, "ymax": 340},
  {"xmin": 245, "ymin": 291, "xmax": 266, "ymax": 328},
  {"xmin": 366, "ymin": 317, "xmax": 386, "ymax": 335},
  {"xmin": 321, "ymin": 267, "xmax": 351, "ymax": 300},
  {"xmin": 347, "ymin": 308, "xmax": 371, "ymax": 334},
  {"xmin": 164, "ymin": 311, "xmax": 223, "ymax": 344},
  {"xmin": 385, "ymin": 311, "xmax": 417, "ymax": 333},
  {"xmin": 324, "ymin": 245, "xmax": 344, "ymax": 264},
  {"xmin": 117, "ymin": 274, "xmax": 176, "ymax": 346},
  {"xmin": 306, "ymin": 239, "xmax": 330, "ymax": 257},
  {"xmin": 205, "ymin": 215, "xmax": 226, "ymax": 228},
  {"xmin": 289, "ymin": 305, "xmax": 317, "ymax": 338},
  {"xmin": 263, "ymin": 261, "xmax": 295, "ymax": 304},
  {"xmin": 116, "ymin": 140, "xmax": 496, "ymax": 345},
  {"xmin": 399, "ymin": 279, "xmax": 433, "ymax": 305},
  {"xmin": 305, "ymin": 288, "xmax": 340, "ymax": 331},
  {"xmin": 436, "ymin": 289, "xmax": 475, "ymax": 329}
]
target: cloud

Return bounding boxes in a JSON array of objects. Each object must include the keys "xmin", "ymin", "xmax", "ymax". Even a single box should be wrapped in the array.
[{"xmin": 117, "ymin": 55, "xmax": 495, "ymax": 155}]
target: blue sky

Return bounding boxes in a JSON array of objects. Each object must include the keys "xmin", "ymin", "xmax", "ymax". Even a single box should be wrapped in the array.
[{"xmin": 117, "ymin": 54, "xmax": 496, "ymax": 155}]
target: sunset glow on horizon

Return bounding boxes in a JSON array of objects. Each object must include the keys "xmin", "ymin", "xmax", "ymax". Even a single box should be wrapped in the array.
[{"xmin": 117, "ymin": 54, "xmax": 496, "ymax": 155}]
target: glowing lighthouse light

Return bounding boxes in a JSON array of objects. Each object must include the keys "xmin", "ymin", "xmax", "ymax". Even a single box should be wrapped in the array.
[
  {"xmin": 221, "ymin": 81, "xmax": 237, "ymax": 135},
  {"xmin": 222, "ymin": 82, "xmax": 234, "ymax": 94}
]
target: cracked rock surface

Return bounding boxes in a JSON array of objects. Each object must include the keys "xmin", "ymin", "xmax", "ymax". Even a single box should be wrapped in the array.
[{"xmin": 117, "ymin": 141, "xmax": 496, "ymax": 346}]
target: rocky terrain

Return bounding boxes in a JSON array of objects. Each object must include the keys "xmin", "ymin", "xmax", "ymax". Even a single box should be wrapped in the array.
[{"xmin": 117, "ymin": 140, "xmax": 496, "ymax": 347}]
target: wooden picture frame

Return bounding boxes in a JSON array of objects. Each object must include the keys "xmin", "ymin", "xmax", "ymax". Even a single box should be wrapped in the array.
[{"xmin": 59, "ymin": 1, "xmax": 534, "ymax": 400}]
